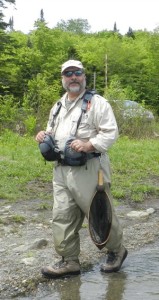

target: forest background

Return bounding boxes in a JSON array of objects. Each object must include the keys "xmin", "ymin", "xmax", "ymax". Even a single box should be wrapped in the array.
[
  {"xmin": 0, "ymin": 0, "xmax": 159, "ymax": 204},
  {"xmin": 0, "ymin": 0, "xmax": 159, "ymax": 136}
]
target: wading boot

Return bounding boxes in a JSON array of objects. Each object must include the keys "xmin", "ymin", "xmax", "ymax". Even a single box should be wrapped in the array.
[
  {"xmin": 100, "ymin": 245, "xmax": 128, "ymax": 273},
  {"xmin": 41, "ymin": 258, "xmax": 80, "ymax": 278}
]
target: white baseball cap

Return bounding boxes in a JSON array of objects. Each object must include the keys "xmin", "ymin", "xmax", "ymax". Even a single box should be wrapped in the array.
[{"xmin": 61, "ymin": 60, "xmax": 84, "ymax": 73}]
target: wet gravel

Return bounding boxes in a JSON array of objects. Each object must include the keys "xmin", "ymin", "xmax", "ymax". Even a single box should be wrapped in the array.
[{"xmin": 0, "ymin": 196, "xmax": 159, "ymax": 299}]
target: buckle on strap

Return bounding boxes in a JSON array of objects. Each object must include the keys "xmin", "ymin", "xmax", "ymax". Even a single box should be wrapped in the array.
[{"xmin": 87, "ymin": 152, "xmax": 101, "ymax": 160}]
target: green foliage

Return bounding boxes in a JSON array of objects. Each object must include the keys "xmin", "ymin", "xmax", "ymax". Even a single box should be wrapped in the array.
[
  {"xmin": 0, "ymin": 94, "xmax": 36, "ymax": 135},
  {"xmin": 24, "ymin": 115, "xmax": 37, "ymax": 136},
  {"xmin": 10, "ymin": 214, "xmax": 26, "ymax": 223},
  {"xmin": 0, "ymin": 19, "xmax": 159, "ymax": 135},
  {"xmin": 117, "ymin": 117, "xmax": 156, "ymax": 138},
  {"xmin": 55, "ymin": 18, "xmax": 91, "ymax": 34},
  {"xmin": 24, "ymin": 72, "xmax": 61, "ymax": 129},
  {"xmin": 104, "ymin": 75, "xmax": 138, "ymax": 100},
  {"xmin": 108, "ymin": 98, "xmax": 157, "ymax": 138},
  {"xmin": 0, "ymin": 0, "xmax": 15, "ymax": 30},
  {"xmin": 104, "ymin": 78, "xmax": 157, "ymax": 138},
  {"xmin": 38, "ymin": 202, "xmax": 51, "ymax": 210},
  {"xmin": 0, "ymin": 94, "xmax": 18, "ymax": 130}
]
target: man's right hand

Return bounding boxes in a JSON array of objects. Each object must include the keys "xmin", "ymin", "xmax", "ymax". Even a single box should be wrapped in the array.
[{"xmin": 35, "ymin": 131, "xmax": 46, "ymax": 143}]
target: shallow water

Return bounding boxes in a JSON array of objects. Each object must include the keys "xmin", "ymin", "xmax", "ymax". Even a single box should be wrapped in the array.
[{"xmin": 18, "ymin": 242, "xmax": 159, "ymax": 300}]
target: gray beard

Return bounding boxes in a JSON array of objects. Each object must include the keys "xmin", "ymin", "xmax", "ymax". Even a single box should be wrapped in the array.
[
  {"xmin": 68, "ymin": 86, "xmax": 81, "ymax": 93},
  {"xmin": 62, "ymin": 78, "xmax": 86, "ymax": 93}
]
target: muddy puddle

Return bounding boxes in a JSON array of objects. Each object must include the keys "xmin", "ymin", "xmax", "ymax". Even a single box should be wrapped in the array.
[{"xmin": 17, "ymin": 241, "xmax": 159, "ymax": 300}]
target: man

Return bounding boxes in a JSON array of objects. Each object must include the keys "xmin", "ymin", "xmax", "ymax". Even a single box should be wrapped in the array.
[{"xmin": 35, "ymin": 59, "xmax": 128, "ymax": 278}]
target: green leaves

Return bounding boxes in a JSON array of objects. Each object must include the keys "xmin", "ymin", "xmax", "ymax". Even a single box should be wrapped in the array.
[
  {"xmin": 0, "ymin": 0, "xmax": 15, "ymax": 29},
  {"xmin": 0, "ymin": 19, "xmax": 159, "ymax": 130},
  {"xmin": 55, "ymin": 18, "xmax": 91, "ymax": 34}
]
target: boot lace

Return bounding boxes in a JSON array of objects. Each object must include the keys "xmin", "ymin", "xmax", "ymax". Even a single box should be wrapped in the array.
[
  {"xmin": 107, "ymin": 251, "xmax": 116, "ymax": 263},
  {"xmin": 54, "ymin": 258, "xmax": 67, "ymax": 269}
]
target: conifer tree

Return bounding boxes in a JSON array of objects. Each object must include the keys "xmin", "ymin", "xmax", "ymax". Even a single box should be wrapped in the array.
[{"xmin": 0, "ymin": 0, "xmax": 15, "ymax": 29}]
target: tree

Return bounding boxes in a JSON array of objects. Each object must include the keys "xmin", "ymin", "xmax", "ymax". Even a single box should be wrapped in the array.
[
  {"xmin": 34, "ymin": 9, "xmax": 48, "ymax": 29},
  {"xmin": 0, "ymin": 0, "xmax": 15, "ymax": 29},
  {"xmin": 55, "ymin": 18, "xmax": 91, "ymax": 34},
  {"xmin": 40, "ymin": 9, "xmax": 45, "ymax": 22},
  {"xmin": 8, "ymin": 15, "xmax": 14, "ymax": 31},
  {"xmin": 0, "ymin": 0, "xmax": 16, "ymax": 96},
  {"xmin": 126, "ymin": 27, "xmax": 135, "ymax": 39},
  {"xmin": 113, "ymin": 22, "xmax": 119, "ymax": 33},
  {"xmin": 0, "ymin": 20, "xmax": 159, "ymax": 123},
  {"xmin": 0, "ymin": 0, "xmax": 16, "ymax": 51}
]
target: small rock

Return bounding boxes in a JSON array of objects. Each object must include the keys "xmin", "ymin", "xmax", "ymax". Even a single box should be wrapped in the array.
[
  {"xmin": 127, "ymin": 207, "xmax": 155, "ymax": 218},
  {"xmin": 146, "ymin": 208, "xmax": 155, "ymax": 214},
  {"xmin": 14, "ymin": 238, "xmax": 48, "ymax": 252},
  {"xmin": 21, "ymin": 257, "xmax": 35, "ymax": 266},
  {"xmin": 30, "ymin": 238, "xmax": 48, "ymax": 250},
  {"xmin": 0, "ymin": 205, "xmax": 12, "ymax": 213},
  {"xmin": 127, "ymin": 210, "xmax": 149, "ymax": 218}
]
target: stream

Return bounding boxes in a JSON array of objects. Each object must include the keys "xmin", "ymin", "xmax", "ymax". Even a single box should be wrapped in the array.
[{"xmin": 17, "ymin": 241, "xmax": 159, "ymax": 300}]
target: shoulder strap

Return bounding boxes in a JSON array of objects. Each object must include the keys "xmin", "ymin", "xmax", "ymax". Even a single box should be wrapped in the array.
[
  {"xmin": 81, "ymin": 90, "xmax": 96, "ymax": 113},
  {"xmin": 76, "ymin": 90, "xmax": 96, "ymax": 131},
  {"xmin": 53, "ymin": 101, "xmax": 62, "ymax": 117},
  {"xmin": 51, "ymin": 90, "xmax": 96, "ymax": 133},
  {"xmin": 50, "ymin": 101, "xmax": 62, "ymax": 128}
]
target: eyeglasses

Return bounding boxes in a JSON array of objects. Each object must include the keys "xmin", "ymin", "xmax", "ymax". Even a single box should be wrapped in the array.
[{"xmin": 63, "ymin": 70, "xmax": 84, "ymax": 77}]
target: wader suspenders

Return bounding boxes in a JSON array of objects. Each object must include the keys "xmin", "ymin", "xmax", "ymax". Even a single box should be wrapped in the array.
[
  {"xmin": 50, "ymin": 101, "xmax": 62, "ymax": 128},
  {"xmin": 51, "ymin": 90, "xmax": 96, "ymax": 131},
  {"xmin": 75, "ymin": 90, "xmax": 96, "ymax": 133}
]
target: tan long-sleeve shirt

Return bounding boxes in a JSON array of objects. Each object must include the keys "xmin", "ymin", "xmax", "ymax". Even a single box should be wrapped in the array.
[{"xmin": 46, "ymin": 91, "xmax": 118, "ymax": 154}]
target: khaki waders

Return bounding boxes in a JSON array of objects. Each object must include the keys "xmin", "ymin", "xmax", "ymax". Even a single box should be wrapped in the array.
[{"xmin": 52, "ymin": 156, "xmax": 123, "ymax": 261}]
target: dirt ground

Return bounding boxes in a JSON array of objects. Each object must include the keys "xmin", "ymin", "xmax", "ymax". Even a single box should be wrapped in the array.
[{"xmin": 0, "ymin": 183, "xmax": 159, "ymax": 299}]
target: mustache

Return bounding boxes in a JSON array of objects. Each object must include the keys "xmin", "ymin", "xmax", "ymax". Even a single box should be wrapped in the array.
[{"xmin": 69, "ymin": 79, "xmax": 80, "ymax": 83}]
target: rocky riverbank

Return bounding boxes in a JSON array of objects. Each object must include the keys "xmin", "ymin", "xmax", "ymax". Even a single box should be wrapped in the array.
[{"xmin": 0, "ymin": 196, "xmax": 159, "ymax": 299}]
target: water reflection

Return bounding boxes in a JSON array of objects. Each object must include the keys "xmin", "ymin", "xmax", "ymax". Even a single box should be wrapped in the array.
[
  {"xmin": 50, "ymin": 270, "xmax": 127, "ymax": 300},
  {"xmin": 58, "ymin": 276, "xmax": 81, "ymax": 300},
  {"xmin": 104, "ymin": 273, "xmax": 127, "ymax": 300},
  {"xmin": 79, "ymin": 266, "xmax": 127, "ymax": 300},
  {"xmin": 35, "ymin": 275, "xmax": 82, "ymax": 300},
  {"xmin": 19, "ymin": 243, "xmax": 159, "ymax": 300}
]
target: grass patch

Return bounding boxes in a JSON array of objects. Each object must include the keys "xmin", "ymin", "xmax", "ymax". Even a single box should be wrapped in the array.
[
  {"xmin": 0, "ymin": 130, "xmax": 53, "ymax": 201},
  {"xmin": 109, "ymin": 136, "xmax": 159, "ymax": 202},
  {"xmin": 0, "ymin": 130, "xmax": 159, "ymax": 204},
  {"xmin": 10, "ymin": 214, "xmax": 26, "ymax": 223},
  {"xmin": 38, "ymin": 202, "xmax": 52, "ymax": 210}
]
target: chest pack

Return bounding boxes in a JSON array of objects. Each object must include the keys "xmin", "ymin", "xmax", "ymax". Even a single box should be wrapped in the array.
[{"xmin": 39, "ymin": 90, "xmax": 100, "ymax": 165}]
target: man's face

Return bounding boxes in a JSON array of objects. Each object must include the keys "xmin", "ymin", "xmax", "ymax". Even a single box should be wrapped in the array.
[{"xmin": 62, "ymin": 67, "xmax": 86, "ymax": 94}]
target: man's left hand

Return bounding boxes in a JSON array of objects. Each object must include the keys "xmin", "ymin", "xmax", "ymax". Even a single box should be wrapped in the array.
[{"xmin": 70, "ymin": 139, "xmax": 94, "ymax": 152}]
